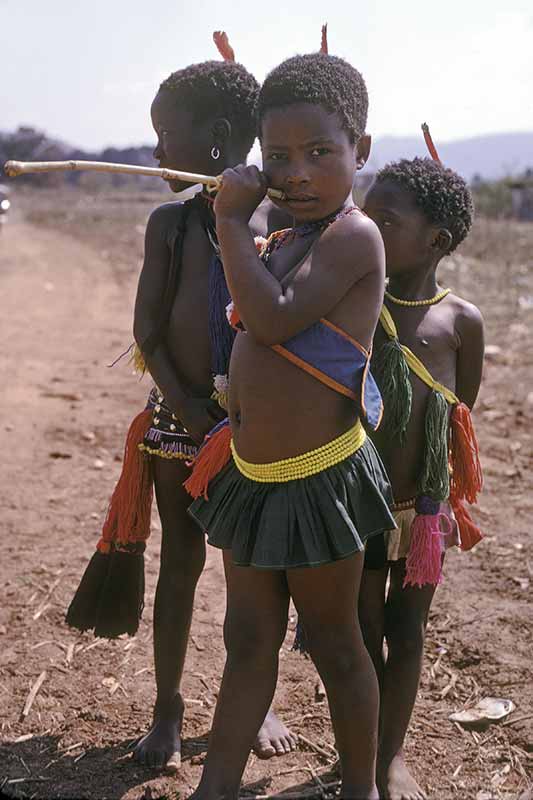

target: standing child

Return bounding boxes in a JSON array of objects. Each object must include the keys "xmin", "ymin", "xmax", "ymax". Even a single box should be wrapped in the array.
[
  {"xmin": 185, "ymin": 52, "xmax": 396, "ymax": 800},
  {"xmin": 361, "ymin": 156, "xmax": 484, "ymax": 800},
  {"xmin": 66, "ymin": 39, "xmax": 294, "ymax": 770}
]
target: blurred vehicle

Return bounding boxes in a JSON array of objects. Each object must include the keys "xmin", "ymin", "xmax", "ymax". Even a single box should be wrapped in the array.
[{"xmin": 0, "ymin": 184, "xmax": 10, "ymax": 231}]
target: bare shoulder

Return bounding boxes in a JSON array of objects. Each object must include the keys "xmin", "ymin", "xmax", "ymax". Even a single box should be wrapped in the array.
[
  {"xmin": 447, "ymin": 292, "xmax": 484, "ymax": 339},
  {"xmin": 135, "ymin": 202, "xmax": 187, "ymax": 324},
  {"xmin": 142, "ymin": 201, "xmax": 187, "ymax": 264},
  {"xmin": 315, "ymin": 208, "xmax": 385, "ymax": 278},
  {"xmin": 147, "ymin": 200, "xmax": 186, "ymax": 234},
  {"xmin": 447, "ymin": 293, "xmax": 484, "ymax": 351}
]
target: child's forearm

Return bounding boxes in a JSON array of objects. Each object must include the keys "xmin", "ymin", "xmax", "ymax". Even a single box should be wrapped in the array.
[
  {"xmin": 455, "ymin": 308, "xmax": 485, "ymax": 410},
  {"xmin": 217, "ymin": 217, "xmax": 287, "ymax": 344}
]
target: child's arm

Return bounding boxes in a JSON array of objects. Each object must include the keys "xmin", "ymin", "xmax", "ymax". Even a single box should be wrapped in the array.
[
  {"xmin": 133, "ymin": 205, "xmax": 222, "ymax": 442},
  {"xmin": 215, "ymin": 166, "xmax": 384, "ymax": 346},
  {"xmin": 455, "ymin": 302, "xmax": 485, "ymax": 409}
]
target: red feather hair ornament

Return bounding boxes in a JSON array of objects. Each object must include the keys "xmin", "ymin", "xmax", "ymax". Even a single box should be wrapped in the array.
[
  {"xmin": 421, "ymin": 122, "xmax": 442, "ymax": 164},
  {"xmin": 320, "ymin": 24, "xmax": 328, "ymax": 54},
  {"xmin": 213, "ymin": 31, "xmax": 235, "ymax": 62}
]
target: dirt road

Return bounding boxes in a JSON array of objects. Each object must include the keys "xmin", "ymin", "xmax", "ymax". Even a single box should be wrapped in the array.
[{"xmin": 0, "ymin": 193, "xmax": 531, "ymax": 799}]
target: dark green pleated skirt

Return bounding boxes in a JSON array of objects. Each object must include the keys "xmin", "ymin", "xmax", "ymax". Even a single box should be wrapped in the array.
[{"xmin": 188, "ymin": 437, "xmax": 396, "ymax": 569}]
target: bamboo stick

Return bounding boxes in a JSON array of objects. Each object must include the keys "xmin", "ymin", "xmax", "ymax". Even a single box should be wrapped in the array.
[{"xmin": 3, "ymin": 159, "xmax": 285, "ymax": 200}]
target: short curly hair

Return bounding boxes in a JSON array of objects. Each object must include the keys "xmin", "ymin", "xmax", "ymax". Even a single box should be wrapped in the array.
[
  {"xmin": 376, "ymin": 157, "xmax": 474, "ymax": 252},
  {"xmin": 257, "ymin": 53, "xmax": 368, "ymax": 143},
  {"xmin": 160, "ymin": 61, "xmax": 259, "ymax": 155}
]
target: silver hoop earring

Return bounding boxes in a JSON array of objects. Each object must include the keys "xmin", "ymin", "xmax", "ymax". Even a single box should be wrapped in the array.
[{"xmin": 211, "ymin": 146, "xmax": 220, "ymax": 161}]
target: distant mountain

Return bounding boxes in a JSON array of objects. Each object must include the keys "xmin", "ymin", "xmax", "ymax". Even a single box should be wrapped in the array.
[
  {"xmin": 2, "ymin": 126, "xmax": 532, "ymax": 185},
  {"xmin": 367, "ymin": 132, "xmax": 533, "ymax": 180},
  {"xmin": 0, "ymin": 126, "xmax": 157, "ymax": 187}
]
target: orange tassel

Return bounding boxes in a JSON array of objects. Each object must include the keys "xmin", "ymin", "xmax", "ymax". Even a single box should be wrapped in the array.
[
  {"xmin": 450, "ymin": 494, "xmax": 483, "ymax": 552},
  {"xmin": 227, "ymin": 301, "xmax": 242, "ymax": 330},
  {"xmin": 320, "ymin": 24, "xmax": 328, "ymax": 54},
  {"xmin": 421, "ymin": 122, "xmax": 442, "ymax": 164},
  {"xmin": 450, "ymin": 403, "xmax": 483, "ymax": 504},
  {"xmin": 184, "ymin": 422, "xmax": 232, "ymax": 500},
  {"xmin": 213, "ymin": 31, "xmax": 235, "ymax": 62},
  {"xmin": 97, "ymin": 409, "xmax": 154, "ymax": 552}
]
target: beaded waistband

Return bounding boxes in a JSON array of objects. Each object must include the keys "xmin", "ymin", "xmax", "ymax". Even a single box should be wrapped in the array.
[
  {"xmin": 231, "ymin": 420, "xmax": 366, "ymax": 483},
  {"xmin": 392, "ymin": 497, "xmax": 417, "ymax": 512}
]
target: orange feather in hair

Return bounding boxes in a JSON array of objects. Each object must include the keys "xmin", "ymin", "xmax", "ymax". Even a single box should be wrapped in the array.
[
  {"xmin": 321, "ymin": 24, "xmax": 328, "ymax": 54},
  {"xmin": 421, "ymin": 122, "xmax": 442, "ymax": 164},
  {"xmin": 213, "ymin": 31, "xmax": 235, "ymax": 62}
]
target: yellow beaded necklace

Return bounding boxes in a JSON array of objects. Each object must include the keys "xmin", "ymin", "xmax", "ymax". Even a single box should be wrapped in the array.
[{"xmin": 385, "ymin": 287, "xmax": 451, "ymax": 307}]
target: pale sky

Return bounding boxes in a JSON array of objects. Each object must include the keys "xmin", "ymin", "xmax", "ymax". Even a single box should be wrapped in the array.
[{"xmin": 2, "ymin": 0, "xmax": 533, "ymax": 151}]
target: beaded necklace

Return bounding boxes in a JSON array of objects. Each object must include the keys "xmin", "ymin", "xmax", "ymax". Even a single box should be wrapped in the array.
[
  {"xmin": 264, "ymin": 205, "xmax": 357, "ymax": 261},
  {"xmin": 385, "ymin": 287, "xmax": 451, "ymax": 307}
]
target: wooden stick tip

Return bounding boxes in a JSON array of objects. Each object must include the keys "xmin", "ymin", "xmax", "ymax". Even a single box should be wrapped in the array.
[{"xmin": 4, "ymin": 160, "xmax": 21, "ymax": 177}]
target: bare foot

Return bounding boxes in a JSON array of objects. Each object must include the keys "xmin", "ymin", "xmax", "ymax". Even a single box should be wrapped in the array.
[
  {"xmin": 133, "ymin": 694, "xmax": 184, "ymax": 771},
  {"xmin": 252, "ymin": 709, "xmax": 298, "ymax": 759},
  {"xmin": 340, "ymin": 787, "xmax": 379, "ymax": 800},
  {"xmin": 378, "ymin": 752, "xmax": 427, "ymax": 800}
]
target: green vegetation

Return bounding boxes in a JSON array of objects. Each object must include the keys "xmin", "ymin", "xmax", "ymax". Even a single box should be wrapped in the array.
[{"xmin": 471, "ymin": 174, "xmax": 513, "ymax": 218}]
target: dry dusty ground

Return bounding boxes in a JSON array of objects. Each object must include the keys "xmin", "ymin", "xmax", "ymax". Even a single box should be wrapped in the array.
[{"xmin": 0, "ymin": 187, "xmax": 532, "ymax": 800}]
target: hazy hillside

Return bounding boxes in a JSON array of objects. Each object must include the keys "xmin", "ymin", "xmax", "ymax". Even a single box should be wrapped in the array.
[
  {"xmin": 0, "ymin": 127, "xmax": 156, "ymax": 187},
  {"xmin": 368, "ymin": 131, "xmax": 533, "ymax": 180},
  {"xmin": 2, "ymin": 127, "xmax": 532, "ymax": 184}
]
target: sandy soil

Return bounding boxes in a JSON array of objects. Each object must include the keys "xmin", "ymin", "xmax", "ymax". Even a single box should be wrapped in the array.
[{"xmin": 0, "ymin": 188, "xmax": 531, "ymax": 800}]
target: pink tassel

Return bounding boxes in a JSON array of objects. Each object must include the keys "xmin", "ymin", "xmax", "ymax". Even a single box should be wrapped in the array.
[{"xmin": 404, "ymin": 512, "xmax": 451, "ymax": 588}]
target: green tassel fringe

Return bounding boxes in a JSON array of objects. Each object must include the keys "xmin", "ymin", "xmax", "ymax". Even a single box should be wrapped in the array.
[
  {"xmin": 373, "ymin": 339, "xmax": 413, "ymax": 443},
  {"xmin": 292, "ymin": 620, "xmax": 309, "ymax": 656},
  {"xmin": 418, "ymin": 389, "xmax": 450, "ymax": 502}
]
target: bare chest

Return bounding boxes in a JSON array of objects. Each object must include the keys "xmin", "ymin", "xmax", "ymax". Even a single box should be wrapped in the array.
[
  {"xmin": 266, "ymin": 234, "xmax": 319, "ymax": 283},
  {"xmin": 375, "ymin": 303, "xmax": 460, "ymax": 393}
]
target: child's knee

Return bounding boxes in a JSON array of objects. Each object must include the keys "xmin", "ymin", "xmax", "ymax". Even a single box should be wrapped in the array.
[
  {"xmin": 308, "ymin": 627, "xmax": 368, "ymax": 679},
  {"xmin": 385, "ymin": 609, "xmax": 425, "ymax": 656},
  {"xmin": 224, "ymin": 613, "xmax": 286, "ymax": 664},
  {"xmin": 159, "ymin": 535, "xmax": 206, "ymax": 586}
]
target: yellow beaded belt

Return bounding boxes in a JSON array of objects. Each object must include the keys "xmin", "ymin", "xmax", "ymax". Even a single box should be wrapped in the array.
[{"xmin": 230, "ymin": 420, "xmax": 367, "ymax": 483}]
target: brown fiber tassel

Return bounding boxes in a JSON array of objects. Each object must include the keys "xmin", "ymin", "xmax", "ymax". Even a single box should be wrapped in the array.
[{"xmin": 66, "ymin": 408, "xmax": 153, "ymax": 638}]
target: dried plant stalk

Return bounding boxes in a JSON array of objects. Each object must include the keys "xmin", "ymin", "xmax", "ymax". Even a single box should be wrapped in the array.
[{"xmin": 20, "ymin": 671, "xmax": 47, "ymax": 721}]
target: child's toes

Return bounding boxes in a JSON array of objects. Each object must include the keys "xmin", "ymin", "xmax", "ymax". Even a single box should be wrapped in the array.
[{"xmin": 253, "ymin": 732, "xmax": 277, "ymax": 759}]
